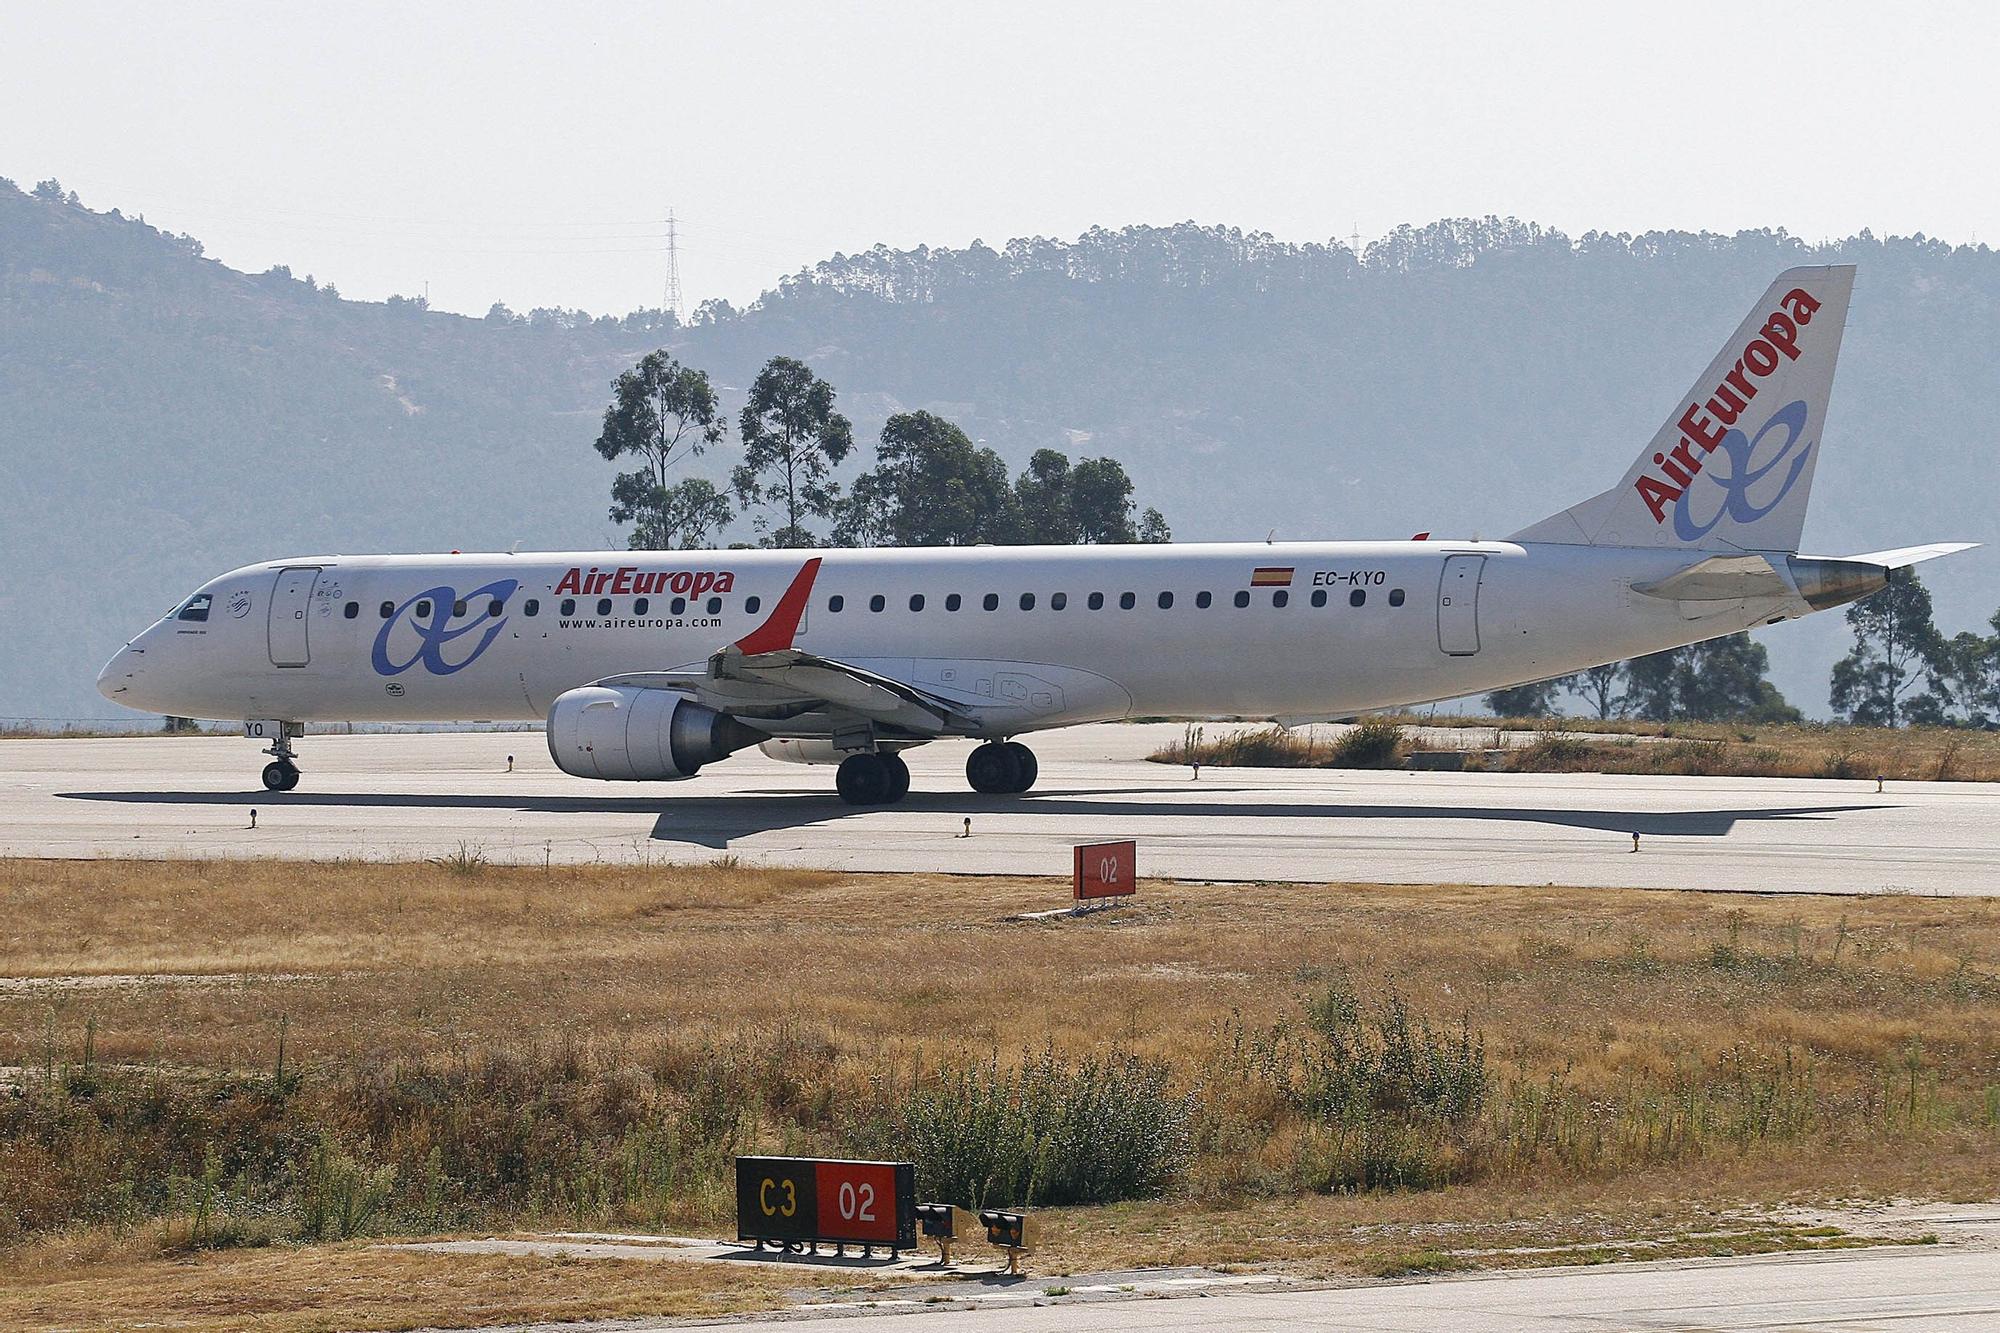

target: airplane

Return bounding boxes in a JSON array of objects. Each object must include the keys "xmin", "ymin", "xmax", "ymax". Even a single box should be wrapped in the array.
[{"xmin": 99, "ymin": 265, "xmax": 1974, "ymax": 803}]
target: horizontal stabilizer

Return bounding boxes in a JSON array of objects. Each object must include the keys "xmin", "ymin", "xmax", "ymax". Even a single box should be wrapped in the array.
[{"xmin": 1838, "ymin": 542, "xmax": 1980, "ymax": 569}]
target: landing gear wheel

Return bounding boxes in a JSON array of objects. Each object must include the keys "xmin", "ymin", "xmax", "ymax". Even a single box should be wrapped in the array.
[
  {"xmin": 880, "ymin": 751, "xmax": 911, "ymax": 803},
  {"xmin": 836, "ymin": 752, "xmax": 899, "ymax": 806},
  {"xmin": 967, "ymin": 743, "xmax": 1012, "ymax": 794},
  {"xmin": 1000, "ymin": 741, "xmax": 1038, "ymax": 793},
  {"xmin": 261, "ymin": 760, "xmax": 300, "ymax": 792}
]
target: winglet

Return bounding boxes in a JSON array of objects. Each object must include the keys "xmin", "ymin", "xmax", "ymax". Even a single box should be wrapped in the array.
[{"xmin": 733, "ymin": 558, "xmax": 822, "ymax": 655}]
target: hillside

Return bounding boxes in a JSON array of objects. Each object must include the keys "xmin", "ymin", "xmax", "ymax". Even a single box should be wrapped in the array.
[{"xmin": 2, "ymin": 179, "xmax": 1994, "ymax": 721}]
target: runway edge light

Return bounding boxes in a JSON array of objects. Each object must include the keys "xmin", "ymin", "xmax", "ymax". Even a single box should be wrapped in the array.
[
  {"xmin": 915, "ymin": 1202, "xmax": 976, "ymax": 1266},
  {"xmin": 979, "ymin": 1208, "xmax": 1042, "ymax": 1274}
]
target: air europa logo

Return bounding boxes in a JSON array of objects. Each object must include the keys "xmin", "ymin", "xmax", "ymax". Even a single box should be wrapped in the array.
[
  {"xmin": 555, "ymin": 565, "xmax": 736, "ymax": 598},
  {"xmin": 1635, "ymin": 286, "xmax": 1821, "ymax": 527},
  {"xmin": 372, "ymin": 579, "xmax": 519, "ymax": 677}
]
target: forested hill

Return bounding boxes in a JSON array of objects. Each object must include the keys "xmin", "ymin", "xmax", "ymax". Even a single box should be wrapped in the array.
[{"xmin": 3, "ymin": 177, "xmax": 1995, "ymax": 720}]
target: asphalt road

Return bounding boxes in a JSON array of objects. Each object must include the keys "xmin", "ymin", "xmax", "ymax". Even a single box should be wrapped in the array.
[
  {"xmin": 726, "ymin": 1243, "xmax": 2000, "ymax": 1332},
  {"xmin": 3, "ymin": 725, "xmax": 1996, "ymax": 893}
]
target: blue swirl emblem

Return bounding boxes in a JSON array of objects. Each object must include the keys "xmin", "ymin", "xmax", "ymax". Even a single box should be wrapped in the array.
[
  {"xmin": 1673, "ymin": 399, "xmax": 1815, "ymax": 542},
  {"xmin": 371, "ymin": 579, "xmax": 520, "ymax": 676}
]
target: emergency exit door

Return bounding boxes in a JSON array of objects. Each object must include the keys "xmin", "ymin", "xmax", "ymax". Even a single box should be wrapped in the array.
[
  {"xmin": 1437, "ymin": 555, "xmax": 1484, "ymax": 656},
  {"xmin": 268, "ymin": 567, "xmax": 320, "ymax": 667}
]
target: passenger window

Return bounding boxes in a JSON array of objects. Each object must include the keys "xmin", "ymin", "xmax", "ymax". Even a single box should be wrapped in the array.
[
  {"xmin": 671, "ymin": 596, "xmax": 686, "ymax": 615},
  {"xmin": 1087, "ymin": 592, "xmax": 1104, "ymax": 610},
  {"xmin": 1119, "ymin": 592, "xmax": 1136, "ymax": 610},
  {"xmin": 1389, "ymin": 588, "xmax": 1406, "ymax": 607},
  {"xmin": 983, "ymin": 593, "xmax": 999, "ymax": 611},
  {"xmin": 909, "ymin": 593, "xmax": 925, "ymax": 612},
  {"xmin": 525, "ymin": 599, "xmax": 540, "ymax": 616},
  {"xmin": 596, "ymin": 597, "xmax": 612, "ymax": 615},
  {"xmin": 1195, "ymin": 591, "xmax": 1212, "ymax": 608},
  {"xmin": 453, "ymin": 599, "xmax": 467, "ymax": 617},
  {"xmin": 416, "ymin": 599, "xmax": 433, "ymax": 618},
  {"xmin": 1350, "ymin": 588, "xmax": 1367, "ymax": 607},
  {"xmin": 946, "ymin": 593, "xmax": 962, "ymax": 611},
  {"xmin": 1019, "ymin": 592, "xmax": 1036, "ymax": 610},
  {"xmin": 488, "ymin": 598, "xmax": 504, "ymax": 617},
  {"xmin": 745, "ymin": 596, "xmax": 761, "ymax": 614},
  {"xmin": 343, "ymin": 601, "xmax": 359, "ymax": 619},
  {"xmin": 379, "ymin": 601, "xmax": 394, "ymax": 619},
  {"xmin": 1233, "ymin": 590, "xmax": 1250, "ymax": 608},
  {"xmin": 829, "ymin": 595, "xmax": 844, "ymax": 612},
  {"xmin": 560, "ymin": 598, "xmax": 576, "ymax": 616},
  {"xmin": 1157, "ymin": 591, "xmax": 1174, "ymax": 609},
  {"xmin": 1311, "ymin": 589, "xmax": 1327, "ymax": 608},
  {"xmin": 707, "ymin": 597, "xmax": 722, "ymax": 614},
  {"xmin": 870, "ymin": 594, "xmax": 886, "ymax": 612},
  {"xmin": 1051, "ymin": 592, "xmax": 1067, "ymax": 610},
  {"xmin": 634, "ymin": 597, "xmax": 650, "ymax": 615},
  {"xmin": 1273, "ymin": 590, "xmax": 1289, "ymax": 608}
]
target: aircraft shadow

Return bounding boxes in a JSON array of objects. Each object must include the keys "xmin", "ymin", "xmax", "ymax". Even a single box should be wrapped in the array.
[{"xmin": 57, "ymin": 788, "xmax": 1892, "ymax": 850}]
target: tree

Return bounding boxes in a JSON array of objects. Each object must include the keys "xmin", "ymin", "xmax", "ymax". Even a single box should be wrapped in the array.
[
  {"xmin": 1830, "ymin": 575, "xmax": 1951, "ymax": 726},
  {"xmin": 832, "ymin": 410, "xmax": 1013, "ymax": 546},
  {"xmin": 1562, "ymin": 662, "xmax": 1626, "ymax": 719},
  {"xmin": 1625, "ymin": 634, "xmax": 1800, "ymax": 723},
  {"xmin": 611, "ymin": 475, "xmax": 733, "ymax": 550},
  {"xmin": 1486, "ymin": 680, "xmax": 1562, "ymax": 717},
  {"xmin": 1003, "ymin": 450, "xmax": 1168, "ymax": 544},
  {"xmin": 733, "ymin": 356, "xmax": 853, "ymax": 547},
  {"xmin": 594, "ymin": 352, "xmax": 726, "ymax": 547},
  {"xmin": 1010, "ymin": 449, "xmax": 1075, "ymax": 543},
  {"xmin": 1069, "ymin": 457, "xmax": 1140, "ymax": 543},
  {"xmin": 1933, "ymin": 615, "xmax": 2000, "ymax": 727}
]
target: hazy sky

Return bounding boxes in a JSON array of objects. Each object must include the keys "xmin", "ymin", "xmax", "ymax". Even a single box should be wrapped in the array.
[{"xmin": 6, "ymin": 1, "xmax": 1994, "ymax": 317}]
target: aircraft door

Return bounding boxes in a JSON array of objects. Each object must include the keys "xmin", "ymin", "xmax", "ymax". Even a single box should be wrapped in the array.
[
  {"xmin": 1437, "ymin": 555, "xmax": 1484, "ymax": 656},
  {"xmin": 268, "ymin": 567, "xmax": 320, "ymax": 667}
]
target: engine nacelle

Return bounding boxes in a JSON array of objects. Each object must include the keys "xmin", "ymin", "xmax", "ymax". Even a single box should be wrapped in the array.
[{"xmin": 547, "ymin": 686, "xmax": 764, "ymax": 781}]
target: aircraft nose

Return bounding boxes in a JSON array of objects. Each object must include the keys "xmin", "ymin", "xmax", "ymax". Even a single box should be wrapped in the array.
[{"xmin": 97, "ymin": 646, "xmax": 138, "ymax": 703}]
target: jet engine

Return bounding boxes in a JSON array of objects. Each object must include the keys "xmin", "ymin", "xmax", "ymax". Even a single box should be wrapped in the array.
[{"xmin": 547, "ymin": 685, "xmax": 765, "ymax": 781}]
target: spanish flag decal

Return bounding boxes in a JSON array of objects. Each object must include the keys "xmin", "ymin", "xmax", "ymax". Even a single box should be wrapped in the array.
[{"xmin": 1251, "ymin": 567, "xmax": 1294, "ymax": 587}]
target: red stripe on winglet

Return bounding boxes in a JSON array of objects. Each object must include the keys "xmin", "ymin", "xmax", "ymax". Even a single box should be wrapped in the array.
[{"xmin": 734, "ymin": 557, "xmax": 822, "ymax": 655}]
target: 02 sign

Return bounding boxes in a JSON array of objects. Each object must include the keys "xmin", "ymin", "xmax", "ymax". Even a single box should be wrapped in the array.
[{"xmin": 1073, "ymin": 839, "xmax": 1137, "ymax": 900}]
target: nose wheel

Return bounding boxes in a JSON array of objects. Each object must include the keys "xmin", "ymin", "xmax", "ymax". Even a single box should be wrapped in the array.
[
  {"xmin": 252, "ymin": 721, "xmax": 303, "ymax": 791},
  {"xmin": 835, "ymin": 751, "xmax": 911, "ymax": 805},
  {"xmin": 967, "ymin": 741, "xmax": 1037, "ymax": 794}
]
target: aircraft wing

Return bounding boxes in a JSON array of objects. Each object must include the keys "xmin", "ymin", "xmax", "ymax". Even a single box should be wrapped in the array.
[{"xmin": 595, "ymin": 557, "xmax": 977, "ymax": 737}]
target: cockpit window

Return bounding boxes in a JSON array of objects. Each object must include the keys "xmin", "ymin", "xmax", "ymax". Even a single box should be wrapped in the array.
[{"xmin": 176, "ymin": 594, "xmax": 212, "ymax": 622}]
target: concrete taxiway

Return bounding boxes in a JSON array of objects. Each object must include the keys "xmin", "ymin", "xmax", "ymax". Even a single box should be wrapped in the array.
[{"xmin": 2, "ymin": 724, "xmax": 1997, "ymax": 893}]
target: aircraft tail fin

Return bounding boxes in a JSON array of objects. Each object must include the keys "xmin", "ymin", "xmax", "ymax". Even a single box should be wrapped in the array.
[{"xmin": 1511, "ymin": 265, "xmax": 1856, "ymax": 553}]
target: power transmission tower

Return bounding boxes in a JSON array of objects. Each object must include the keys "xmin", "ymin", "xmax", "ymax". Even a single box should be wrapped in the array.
[{"xmin": 663, "ymin": 209, "xmax": 684, "ymax": 325}]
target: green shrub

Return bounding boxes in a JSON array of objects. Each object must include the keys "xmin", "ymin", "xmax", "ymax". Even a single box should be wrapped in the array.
[
  {"xmin": 889, "ymin": 1049, "xmax": 1192, "ymax": 1208},
  {"xmin": 1324, "ymin": 719, "xmax": 1405, "ymax": 769}
]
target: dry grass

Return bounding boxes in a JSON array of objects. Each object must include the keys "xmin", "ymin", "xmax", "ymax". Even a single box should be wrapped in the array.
[
  {"xmin": 1152, "ymin": 718, "xmax": 2000, "ymax": 782},
  {"xmin": 3, "ymin": 857, "xmax": 1998, "ymax": 1327},
  {"xmin": 0, "ymin": 1230, "xmax": 855, "ymax": 1333}
]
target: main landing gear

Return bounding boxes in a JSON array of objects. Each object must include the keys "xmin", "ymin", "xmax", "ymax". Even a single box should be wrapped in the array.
[
  {"xmin": 967, "ymin": 741, "xmax": 1037, "ymax": 795},
  {"xmin": 835, "ymin": 750, "xmax": 912, "ymax": 806},
  {"xmin": 256, "ymin": 725, "xmax": 302, "ymax": 792}
]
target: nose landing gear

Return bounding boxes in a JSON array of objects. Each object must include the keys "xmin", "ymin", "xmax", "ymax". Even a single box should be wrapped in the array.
[
  {"xmin": 249, "ymin": 720, "xmax": 303, "ymax": 791},
  {"xmin": 966, "ymin": 741, "xmax": 1037, "ymax": 794}
]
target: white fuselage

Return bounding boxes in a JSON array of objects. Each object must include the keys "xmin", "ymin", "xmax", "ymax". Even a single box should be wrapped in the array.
[{"xmin": 100, "ymin": 539, "xmax": 1803, "ymax": 737}]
